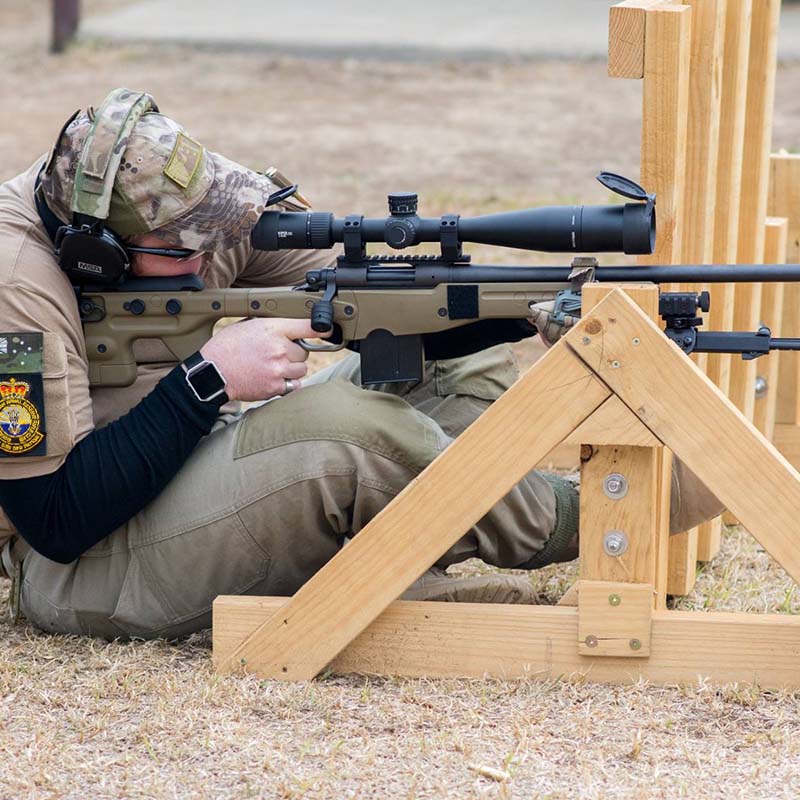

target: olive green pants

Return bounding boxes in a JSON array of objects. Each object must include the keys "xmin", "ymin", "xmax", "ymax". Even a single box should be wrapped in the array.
[
  {"xmin": 8, "ymin": 345, "xmax": 722, "ymax": 640},
  {"xmin": 12, "ymin": 346, "xmax": 578, "ymax": 639}
]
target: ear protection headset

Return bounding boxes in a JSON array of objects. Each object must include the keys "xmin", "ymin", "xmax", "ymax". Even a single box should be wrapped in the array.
[{"xmin": 42, "ymin": 89, "xmax": 194, "ymax": 286}]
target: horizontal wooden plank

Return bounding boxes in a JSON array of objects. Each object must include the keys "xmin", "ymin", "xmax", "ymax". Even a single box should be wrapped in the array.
[{"xmin": 214, "ymin": 596, "xmax": 800, "ymax": 689}]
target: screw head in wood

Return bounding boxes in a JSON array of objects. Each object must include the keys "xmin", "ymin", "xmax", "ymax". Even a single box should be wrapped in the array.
[
  {"xmin": 582, "ymin": 336, "xmax": 591, "ymax": 345},
  {"xmin": 632, "ymin": 337, "xmax": 641, "ymax": 346},
  {"xmin": 755, "ymin": 376, "xmax": 768, "ymax": 398},
  {"xmin": 608, "ymin": 593, "xmax": 622, "ymax": 607},
  {"xmin": 584, "ymin": 635, "xmax": 598, "ymax": 648},
  {"xmin": 629, "ymin": 639, "xmax": 642, "ymax": 651},
  {"xmin": 611, "ymin": 360, "xmax": 621, "ymax": 369},
  {"xmin": 603, "ymin": 473, "xmax": 629, "ymax": 499}
]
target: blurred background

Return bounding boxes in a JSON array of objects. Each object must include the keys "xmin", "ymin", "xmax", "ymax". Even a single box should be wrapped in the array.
[{"xmin": 1, "ymin": 0, "xmax": 799, "ymax": 258}]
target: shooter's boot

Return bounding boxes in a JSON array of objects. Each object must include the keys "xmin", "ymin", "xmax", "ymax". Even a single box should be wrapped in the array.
[{"xmin": 401, "ymin": 567, "xmax": 541, "ymax": 604}]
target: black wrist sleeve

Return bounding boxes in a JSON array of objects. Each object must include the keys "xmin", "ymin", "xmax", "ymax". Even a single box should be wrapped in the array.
[{"xmin": 0, "ymin": 365, "xmax": 222, "ymax": 564}]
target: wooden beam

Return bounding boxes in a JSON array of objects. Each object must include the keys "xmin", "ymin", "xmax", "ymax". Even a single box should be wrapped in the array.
[
  {"xmin": 215, "ymin": 343, "xmax": 611, "ymax": 679},
  {"xmin": 770, "ymin": 154, "xmax": 800, "ymax": 427},
  {"xmin": 638, "ymin": 4, "xmax": 692, "ymax": 267},
  {"xmin": 706, "ymin": 0, "xmax": 752, "ymax": 394},
  {"xmin": 681, "ymin": 0, "xmax": 725, "ymax": 266},
  {"xmin": 214, "ymin": 596, "xmax": 800, "ymax": 689},
  {"xmin": 753, "ymin": 217, "xmax": 789, "ymax": 440},
  {"xmin": 565, "ymin": 395, "xmax": 660, "ymax": 447},
  {"xmin": 577, "ymin": 284, "xmax": 670, "ymax": 613},
  {"xmin": 728, "ymin": 0, "xmax": 781, "ymax": 418},
  {"xmin": 567, "ymin": 289, "xmax": 800, "ymax": 587},
  {"xmin": 608, "ymin": 0, "xmax": 678, "ymax": 79},
  {"xmin": 679, "ymin": 0, "xmax": 727, "ymax": 570}
]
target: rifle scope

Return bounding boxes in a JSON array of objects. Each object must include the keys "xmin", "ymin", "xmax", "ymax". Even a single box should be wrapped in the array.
[{"xmin": 252, "ymin": 173, "xmax": 656, "ymax": 257}]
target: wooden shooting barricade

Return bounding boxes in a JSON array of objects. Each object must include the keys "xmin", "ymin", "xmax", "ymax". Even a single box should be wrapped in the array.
[{"xmin": 212, "ymin": 2, "xmax": 800, "ymax": 687}]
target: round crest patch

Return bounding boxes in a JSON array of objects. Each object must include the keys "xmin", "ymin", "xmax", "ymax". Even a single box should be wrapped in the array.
[{"xmin": 0, "ymin": 378, "xmax": 44, "ymax": 455}]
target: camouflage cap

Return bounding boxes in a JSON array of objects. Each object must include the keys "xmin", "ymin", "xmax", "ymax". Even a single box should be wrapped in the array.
[{"xmin": 41, "ymin": 97, "xmax": 289, "ymax": 251}]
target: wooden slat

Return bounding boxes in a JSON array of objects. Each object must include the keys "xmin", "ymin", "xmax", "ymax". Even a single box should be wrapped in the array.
[
  {"xmin": 608, "ymin": 0, "xmax": 677, "ymax": 79},
  {"xmin": 681, "ymin": 0, "xmax": 725, "ymax": 265},
  {"xmin": 567, "ymin": 289, "xmax": 800, "ymax": 587},
  {"xmin": 215, "ymin": 343, "xmax": 611, "ymax": 679},
  {"xmin": 638, "ymin": 4, "xmax": 692, "ymax": 267},
  {"xmin": 696, "ymin": 517, "xmax": 722, "ymax": 562},
  {"xmin": 754, "ymin": 217, "xmax": 789, "ymax": 440},
  {"xmin": 770, "ymin": 154, "xmax": 800, "ymax": 427},
  {"xmin": 578, "ymin": 581, "xmax": 653, "ymax": 657},
  {"xmin": 579, "ymin": 445, "xmax": 662, "ymax": 587},
  {"xmin": 214, "ymin": 596, "xmax": 800, "ymax": 689},
  {"xmin": 667, "ymin": 527, "xmax": 699, "ymax": 595},
  {"xmin": 680, "ymin": 0, "xmax": 727, "ymax": 569},
  {"xmin": 706, "ymin": 0, "xmax": 752, "ymax": 394},
  {"xmin": 728, "ymin": 0, "xmax": 781, "ymax": 418}
]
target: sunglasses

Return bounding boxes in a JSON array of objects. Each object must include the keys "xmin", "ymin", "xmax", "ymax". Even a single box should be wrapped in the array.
[{"xmin": 125, "ymin": 244, "xmax": 199, "ymax": 260}]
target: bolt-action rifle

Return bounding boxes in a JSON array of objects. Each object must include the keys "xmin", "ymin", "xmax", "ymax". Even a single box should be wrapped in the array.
[{"xmin": 75, "ymin": 173, "xmax": 800, "ymax": 387}]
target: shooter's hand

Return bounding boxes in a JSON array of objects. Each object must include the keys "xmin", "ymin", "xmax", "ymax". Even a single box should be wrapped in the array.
[
  {"xmin": 201, "ymin": 318, "xmax": 330, "ymax": 402},
  {"xmin": 528, "ymin": 300, "xmax": 580, "ymax": 348}
]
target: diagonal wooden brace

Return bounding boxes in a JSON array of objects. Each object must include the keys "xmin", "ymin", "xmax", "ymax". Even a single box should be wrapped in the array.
[{"xmin": 215, "ymin": 341, "xmax": 611, "ymax": 679}]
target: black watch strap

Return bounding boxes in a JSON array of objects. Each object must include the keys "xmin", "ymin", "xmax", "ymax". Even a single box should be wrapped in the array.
[{"xmin": 182, "ymin": 351, "xmax": 229, "ymax": 405}]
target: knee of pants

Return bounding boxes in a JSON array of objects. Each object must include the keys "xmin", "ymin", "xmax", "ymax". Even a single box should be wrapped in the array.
[{"xmin": 234, "ymin": 379, "xmax": 450, "ymax": 474}]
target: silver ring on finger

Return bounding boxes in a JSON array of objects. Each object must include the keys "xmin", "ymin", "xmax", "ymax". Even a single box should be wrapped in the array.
[{"xmin": 283, "ymin": 378, "xmax": 299, "ymax": 395}]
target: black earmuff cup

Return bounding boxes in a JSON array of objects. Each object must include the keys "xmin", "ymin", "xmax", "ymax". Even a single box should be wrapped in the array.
[{"xmin": 57, "ymin": 227, "xmax": 131, "ymax": 285}]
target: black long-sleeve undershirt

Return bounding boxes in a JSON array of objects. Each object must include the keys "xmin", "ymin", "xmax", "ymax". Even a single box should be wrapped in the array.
[{"xmin": 0, "ymin": 365, "xmax": 222, "ymax": 564}]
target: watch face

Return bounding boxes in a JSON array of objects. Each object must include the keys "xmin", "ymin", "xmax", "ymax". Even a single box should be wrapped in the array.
[{"xmin": 187, "ymin": 361, "xmax": 226, "ymax": 402}]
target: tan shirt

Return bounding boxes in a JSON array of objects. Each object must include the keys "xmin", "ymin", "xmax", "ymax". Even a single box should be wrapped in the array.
[{"xmin": 0, "ymin": 160, "xmax": 335, "ymax": 546}]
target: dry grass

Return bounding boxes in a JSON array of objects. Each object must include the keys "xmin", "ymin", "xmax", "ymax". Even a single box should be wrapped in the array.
[
  {"xmin": 2, "ymin": 3, "xmax": 800, "ymax": 798},
  {"xmin": 3, "ymin": 529, "xmax": 800, "ymax": 800}
]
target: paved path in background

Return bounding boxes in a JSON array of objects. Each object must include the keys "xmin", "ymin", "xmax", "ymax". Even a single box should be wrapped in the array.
[{"xmin": 80, "ymin": 0, "xmax": 800, "ymax": 61}]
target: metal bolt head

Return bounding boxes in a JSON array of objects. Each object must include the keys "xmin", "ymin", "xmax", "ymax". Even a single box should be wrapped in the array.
[
  {"xmin": 582, "ymin": 337, "xmax": 591, "ymax": 346},
  {"xmin": 755, "ymin": 375, "xmax": 768, "ymax": 398},
  {"xmin": 584, "ymin": 635, "xmax": 598, "ymax": 648},
  {"xmin": 603, "ymin": 473, "xmax": 629, "ymax": 499},
  {"xmin": 608, "ymin": 593, "xmax": 622, "ymax": 607},
  {"xmin": 611, "ymin": 360, "xmax": 621, "ymax": 369},
  {"xmin": 632, "ymin": 337, "xmax": 641, "ymax": 346},
  {"xmin": 603, "ymin": 530, "xmax": 628, "ymax": 557},
  {"xmin": 629, "ymin": 638, "xmax": 642, "ymax": 651}
]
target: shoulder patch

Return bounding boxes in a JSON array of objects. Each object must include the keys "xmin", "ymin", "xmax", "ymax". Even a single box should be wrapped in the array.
[
  {"xmin": 163, "ymin": 132, "xmax": 205, "ymax": 189},
  {"xmin": 0, "ymin": 333, "xmax": 46, "ymax": 457}
]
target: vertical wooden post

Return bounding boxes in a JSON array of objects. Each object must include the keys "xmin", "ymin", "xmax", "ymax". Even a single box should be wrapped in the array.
[
  {"xmin": 770, "ymin": 154, "xmax": 800, "ymax": 429},
  {"xmin": 727, "ymin": 0, "xmax": 781, "ymax": 419},
  {"xmin": 679, "ymin": 0, "xmax": 727, "ymax": 567},
  {"xmin": 705, "ymin": 0, "xmax": 752, "ymax": 432},
  {"xmin": 753, "ymin": 217, "xmax": 789, "ymax": 440},
  {"xmin": 578, "ymin": 284, "xmax": 666, "ymax": 652},
  {"xmin": 638, "ymin": 5, "xmax": 692, "ymax": 268}
]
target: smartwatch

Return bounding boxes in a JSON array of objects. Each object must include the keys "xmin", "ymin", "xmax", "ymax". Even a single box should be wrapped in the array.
[{"xmin": 182, "ymin": 351, "xmax": 229, "ymax": 404}]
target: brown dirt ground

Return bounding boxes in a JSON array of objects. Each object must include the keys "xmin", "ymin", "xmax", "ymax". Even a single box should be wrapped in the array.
[{"xmin": 2, "ymin": 2, "xmax": 800, "ymax": 799}]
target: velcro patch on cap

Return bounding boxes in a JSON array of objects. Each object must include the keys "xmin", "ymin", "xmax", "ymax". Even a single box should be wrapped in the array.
[{"xmin": 163, "ymin": 132, "xmax": 204, "ymax": 189}]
